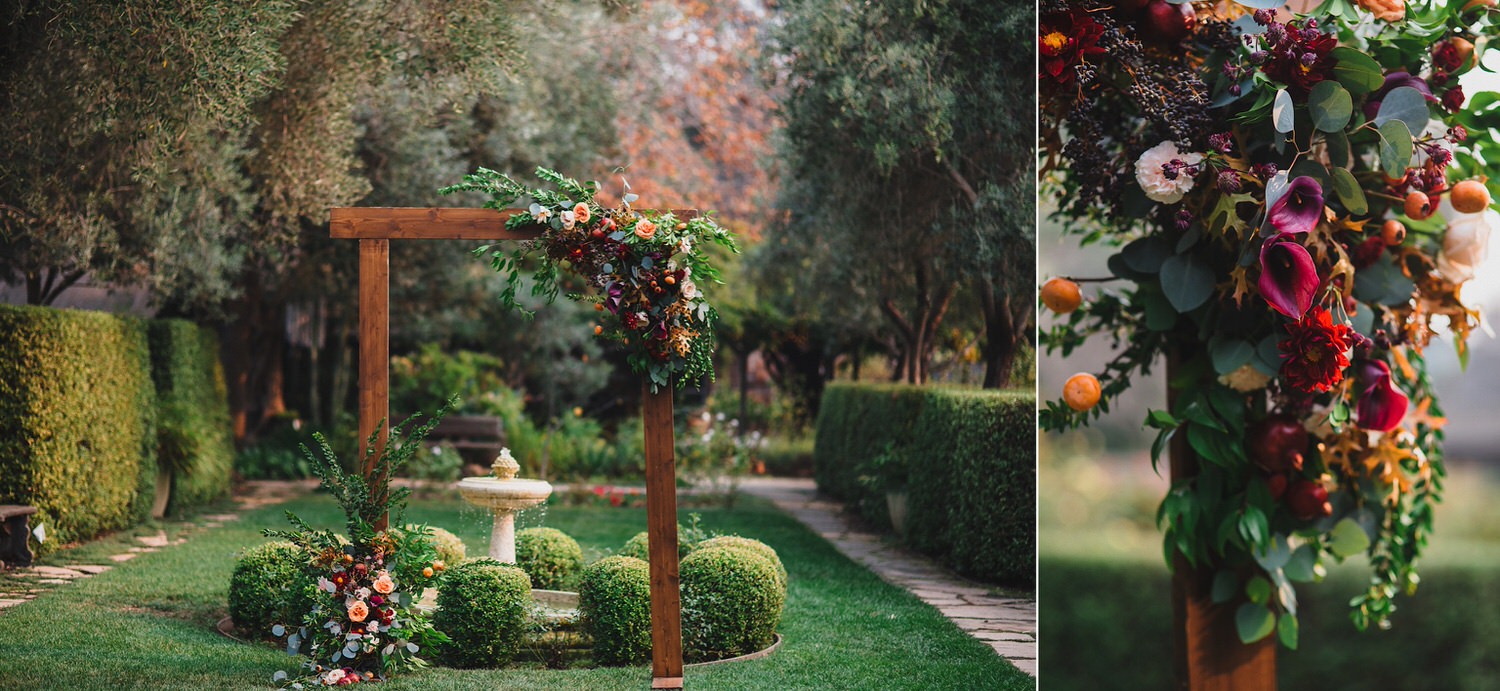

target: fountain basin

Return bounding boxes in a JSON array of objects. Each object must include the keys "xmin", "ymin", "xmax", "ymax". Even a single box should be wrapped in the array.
[{"xmin": 456, "ymin": 476, "xmax": 553, "ymax": 511}]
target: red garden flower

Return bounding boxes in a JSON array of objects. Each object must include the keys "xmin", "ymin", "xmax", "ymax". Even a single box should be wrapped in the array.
[
  {"xmin": 1259, "ymin": 20, "xmax": 1339, "ymax": 94},
  {"xmin": 1278, "ymin": 307, "xmax": 1354, "ymax": 393},
  {"xmin": 1039, "ymin": 10, "xmax": 1105, "ymax": 86}
]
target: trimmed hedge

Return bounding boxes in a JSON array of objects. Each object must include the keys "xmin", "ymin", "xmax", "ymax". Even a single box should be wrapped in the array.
[
  {"xmin": 578, "ymin": 555, "xmax": 652, "ymax": 665},
  {"xmin": 227, "ymin": 540, "xmax": 316, "ymax": 639},
  {"xmin": 434, "ymin": 558, "xmax": 533, "ymax": 668},
  {"xmin": 813, "ymin": 383, "xmax": 1035, "ymax": 586},
  {"xmin": 148, "ymin": 320, "xmax": 233, "ymax": 515},
  {"xmin": 694, "ymin": 535, "xmax": 787, "ymax": 590},
  {"xmin": 0, "ymin": 304, "xmax": 157, "ymax": 553},
  {"xmin": 514, "ymin": 527, "xmax": 583, "ymax": 590},
  {"xmin": 680, "ymin": 546, "xmax": 785, "ymax": 662}
]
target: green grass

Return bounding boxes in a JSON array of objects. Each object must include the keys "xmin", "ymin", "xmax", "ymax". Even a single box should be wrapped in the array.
[{"xmin": 0, "ymin": 490, "xmax": 1029, "ymax": 690}]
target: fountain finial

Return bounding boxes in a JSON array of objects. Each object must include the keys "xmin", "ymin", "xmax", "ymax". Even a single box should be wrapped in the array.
[{"xmin": 491, "ymin": 447, "xmax": 520, "ymax": 480}]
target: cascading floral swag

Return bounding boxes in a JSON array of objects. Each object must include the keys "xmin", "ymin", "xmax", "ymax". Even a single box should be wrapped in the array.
[
  {"xmin": 440, "ymin": 168, "xmax": 739, "ymax": 391},
  {"xmin": 1039, "ymin": 0, "xmax": 1494, "ymax": 648}
]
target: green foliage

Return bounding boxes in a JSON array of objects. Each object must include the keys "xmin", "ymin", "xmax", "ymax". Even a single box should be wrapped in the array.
[
  {"xmin": 0, "ymin": 304, "xmax": 157, "ymax": 554},
  {"xmin": 577, "ymin": 555, "xmax": 652, "ymax": 666},
  {"xmin": 389, "ymin": 524, "xmax": 467, "ymax": 569},
  {"xmin": 694, "ymin": 536, "xmax": 787, "ymax": 591},
  {"xmin": 147, "ymin": 320, "xmax": 234, "ymax": 514},
  {"xmin": 389, "ymin": 346, "xmax": 508, "ymax": 418},
  {"xmin": 433, "ymin": 558, "xmax": 532, "ymax": 668},
  {"xmin": 619, "ymin": 515, "xmax": 711, "ymax": 561},
  {"xmin": 814, "ymin": 382, "xmax": 1035, "ymax": 586},
  {"xmin": 513, "ymin": 527, "xmax": 584, "ymax": 590},
  {"xmin": 227, "ymin": 541, "xmax": 316, "ymax": 640},
  {"xmin": 680, "ymin": 546, "xmax": 786, "ymax": 662}
]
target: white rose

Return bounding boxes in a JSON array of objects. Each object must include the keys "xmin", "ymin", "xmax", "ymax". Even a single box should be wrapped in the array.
[
  {"xmin": 681, "ymin": 279, "xmax": 698, "ymax": 300},
  {"xmin": 1134, "ymin": 141, "xmax": 1203, "ymax": 204},
  {"xmin": 1437, "ymin": 196, "xmax": 1494, "ymax": 283},
  {"xmin": 324, "ymin": 669, "xmax": 345, "ymax": 684}
]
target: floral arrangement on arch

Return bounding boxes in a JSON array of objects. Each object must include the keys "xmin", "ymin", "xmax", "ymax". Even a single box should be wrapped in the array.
[
  {"xmin": 1039, "ymin": 0, "xmax": 1495, "ymax": 649},
  {"xmin": 440, "ymin": 168, "xmax": 739, "ymax": 391},
  {"xmin": 265, "ymin": 406, "xmax": 454, "ymax": 687}
]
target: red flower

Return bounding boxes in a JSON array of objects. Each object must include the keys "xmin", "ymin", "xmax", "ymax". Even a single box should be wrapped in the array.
[
  {"xmin": 1278, "ymin": 307, "xmax": 1354, "ymax": 393},
  {"xmin": 1039, "ymin": 10, "xmax": 1105, "ymax": 85},
  {"xmin": 1260, "ymin": 22, "xmax": 1339, "ymax": 94},
  {"xmin": 609, "ymin": 491, "xmax": 624, "ymax": 507},
  {"xmin": 1353, "ymin": 359, "xmax": 1408, "ymax": 431},
  {"xmin": 1442, "ymin": 85, "xmax": 1465, "ymax": 112}
]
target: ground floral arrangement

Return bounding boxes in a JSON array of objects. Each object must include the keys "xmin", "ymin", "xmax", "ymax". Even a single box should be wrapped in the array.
[
  {"xmin": 441, "ymin": 168, "xmax": 739, "ymax": 391},
  {"xmin": 1039, "ymin": 0, "xmax": 1494, "ymax": 648},
  {"xmin": 264, "ymin": 407, "xmax": 453, "ymax": 687}
]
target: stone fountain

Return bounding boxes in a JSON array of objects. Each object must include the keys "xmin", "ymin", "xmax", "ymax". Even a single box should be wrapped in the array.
[{"xmin": 457, "ymin": 448, "xmax": 552, "ymax": 563}]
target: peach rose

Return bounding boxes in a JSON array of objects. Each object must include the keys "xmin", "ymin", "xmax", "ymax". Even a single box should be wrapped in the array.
[
  {"xmin": 347, "ymin": 600, "xmax": 369, "ymax": 622},
  {"xmin": 1356, "ymin": 0, "xmax": 1404, "ymax": 21},
  {"xmin": 634, "ymin": 219, "xmax": 657, "ymax": 240},
  {"xmin": 372, "ymin": 572, "xmax": 395, "ymax": 594},
  {"xmin": 573, "ymin": 203, "xmax": 591, "ymax": 224}
]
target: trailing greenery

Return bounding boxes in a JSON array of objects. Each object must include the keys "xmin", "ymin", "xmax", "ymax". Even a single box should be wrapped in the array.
[
  {"xmin": 400, "ymin": 525, "xmax": 466, "ymax": 567},
  {"xmin": 814, "ymin": 382, "xmax": 1036, "ymax": 586},
  {"xmin": 680, "ymin": 546, "xmax": 786, "ymax": 662},
  {"xmin": 0, "ymin": 304, "xmax": 157, "ymax": 554},
  {"xmin": 577, "ymin": 555, "xmax": 652, "ymax": 666},
  {"xmin": 147, "ymin": 319, "xmax": 234, "ymax": 515},
  {"xmin": 433, "ymin": 559, "xmax": 533, "ymax": 668},
  {"xmin": 513, "ymin": 527, "xmax": 583, "ymax": 590},
  {"xmin": 227, "ymin": 540, "xmax": 316, "ymax": 640}
]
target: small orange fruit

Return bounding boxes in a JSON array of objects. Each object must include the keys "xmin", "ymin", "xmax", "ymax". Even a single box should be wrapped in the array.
[
  {"xmin": 1380, "ymin": 219, "xmax": 1406, "ymax": 246},
  {"xmin": 433, "ymin": 560, "xmax": 446, "ymax": 572},
  {"xmin": 594, "ymin": 325, "xmax": 604, "ymax": 335},
  {"xmin": 1040, "ymin": 278, "xmax": 1083, "ymax": 314},
  {"xmin": 1063, "ymin": 373, "xmax": 1102, "ymax": 412},
  {"xmin": 1463, "ymin": 0, "xmax": 1495, "ymax": 12},
  {"xmin": 594, "ymin": 303, "xmax": 604, "ymax": 311},
  {"xmin": 1447, "ymin": 37, "xmax": 1476, "ymax": 68},
  {"xmin": 1450, "ymin": 179, "xmax": 1491, "ymax": 214},
  {"xmin": 422, "ymin": 566, "xmax": 434, "ymax": 578},
  {"xmin": 1403, "ymin": 191, "xmax": 1435, "ymax": 220},
  {"xmin": 664, "ymin": 275, "xmax": 676, "ymax": 285}
]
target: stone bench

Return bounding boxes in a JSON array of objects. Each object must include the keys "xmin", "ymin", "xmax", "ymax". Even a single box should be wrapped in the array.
[{"xmin": 0, "ymin": 504, "xmax": 38, "ymax": 568}]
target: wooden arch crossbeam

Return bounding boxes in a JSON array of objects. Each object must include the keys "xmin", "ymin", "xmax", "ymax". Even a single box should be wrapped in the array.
[{"xmin": 330, "ymin": 206, "xmax": 688, "ymax": 689}]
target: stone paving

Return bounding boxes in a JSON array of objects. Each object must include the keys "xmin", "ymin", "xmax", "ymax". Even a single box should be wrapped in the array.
[
  {"xmin": 738, "ymin": 476, "xmax": 1037, "ymax": 677},
  {"xmin": 0, "ymin": 481, "xmax": 309, "ymax": 612}
]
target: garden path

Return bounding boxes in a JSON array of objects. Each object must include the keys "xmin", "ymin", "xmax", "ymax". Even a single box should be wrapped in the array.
[{"xmin": 737, "ymin": 477, "xmax": 1037, "ymax": 677}]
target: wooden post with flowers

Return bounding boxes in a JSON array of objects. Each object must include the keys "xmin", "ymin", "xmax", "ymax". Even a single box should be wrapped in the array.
[
  {"xmin": 332, "ymin": 175, "xmax": 733, "ymax": 689},
  {"xmin": 1042, "ymin": 0, "xmax": 1491, "ymax": 688}
]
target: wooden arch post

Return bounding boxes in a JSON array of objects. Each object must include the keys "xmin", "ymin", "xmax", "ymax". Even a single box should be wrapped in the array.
[
  {"xmin": 331, "ymin": 206, "xmax": 687, "ymax": 689},
  {"xmin": 1167, "ymin": 350, "xmax": 1276, "ymax": 690}
]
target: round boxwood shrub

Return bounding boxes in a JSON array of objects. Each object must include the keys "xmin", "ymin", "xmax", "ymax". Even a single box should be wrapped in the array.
[
  {"xmin": 680, "ymin": 546, "xmax": 785, "ymax": 662},
  {"xmin": 578, "ymin": 556, "xmax": 651, "ymax": 665},
  {"xmin": 618, "ymin": 523, "xmax": 703, "ymax": 562},
  {"xmin": 619, "ymin": 531, "xmax": 651, "ymax": 561},
  {"xmin": 433, "ymin": 558, "xmax": 532, "ymax": 668},
  {"xmin": 227, "ymin": 541, "xmax": 315, "ymax": 639},
  {"xmin": 514, "ymin": 527, "xmax": 584, "ymax": 589},
  {"xmin": 693, "ymin": 535, "xmax": 786, "ymax": 590}
]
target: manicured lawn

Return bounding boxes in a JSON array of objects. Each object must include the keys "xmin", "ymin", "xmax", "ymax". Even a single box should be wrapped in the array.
[{"xmin": 0, "ymin": 490, "xmax": 1029, "ymax": 690}]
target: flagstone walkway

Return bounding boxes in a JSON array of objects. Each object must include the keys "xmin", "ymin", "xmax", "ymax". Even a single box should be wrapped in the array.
[{"xmin": 737, "ymin": 476, "xmax": 1037, "ymax": 677}]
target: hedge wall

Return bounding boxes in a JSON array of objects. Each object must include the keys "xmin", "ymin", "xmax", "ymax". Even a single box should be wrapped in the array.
[
  {"xmin": 148, "ymin": 320, "xmax": 233, "ymax": 514},
  {"xmin": 0, "ymin": 304, "xmax": 157, "ymax": 553},
  {"xmin": 812, "ymin": 383, "xmax": 1035, "ymax": 587}
]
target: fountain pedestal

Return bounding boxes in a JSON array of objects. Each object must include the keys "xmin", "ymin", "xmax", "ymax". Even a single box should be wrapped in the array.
[{"xmin": 456, "ymin": 449, "xmax": 552, "ymax": 562}]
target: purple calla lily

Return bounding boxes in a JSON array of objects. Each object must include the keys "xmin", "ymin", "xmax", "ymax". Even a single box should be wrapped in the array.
[
  {"xmin": 1268, "ymin": 176, "xmax": 1325, "ymax": 235},
  {"xmin": 605, "ymin": 282, "xmax": 623, "ymax": 314},
  {"xmin": 1259, "ymin": 233, "xmax": 1320, "ymax": 318},
  {"xmin": 1354, "ymin": 359, "xmax": 1408, "ymax": 432}
]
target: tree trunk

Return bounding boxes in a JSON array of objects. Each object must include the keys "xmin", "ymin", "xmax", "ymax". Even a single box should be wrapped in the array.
[
  {"xmin": 980, "ymin": 278, "xmax": 1031, "ymax": 389},
  {"xmin": 223, "ymin": 272, "xmax": 288, "ymax": 443}
]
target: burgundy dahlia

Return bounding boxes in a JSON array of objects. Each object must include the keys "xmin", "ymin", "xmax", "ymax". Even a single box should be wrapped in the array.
[
  {"xmin": 1039, "ymin": 10, "xmax": 1106, "ymax": 86},
  {"xmin": 1278, "ymin": 306, "xmax": 1354, "ymax": 393}
]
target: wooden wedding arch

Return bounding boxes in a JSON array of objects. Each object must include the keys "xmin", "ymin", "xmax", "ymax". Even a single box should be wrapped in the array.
[{"xmin": 330, "ymin": 206, "xmax": 691, "ymax": 689}]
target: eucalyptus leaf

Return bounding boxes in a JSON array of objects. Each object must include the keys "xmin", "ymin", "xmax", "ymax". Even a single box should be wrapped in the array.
[
  {"xmin": 1329, "ymin": 517, "xmax": 1372, "ymax": 558},
  {"xmin": 1236, "ymin": 603, "xmax": 1276, "ymax": 643},
  {"xmin": 1330, "ymin": 47, "xmax": 1384, "ymax": 94},
  {"xmin": 1278, "ymin": 612, "xmax": 1300, "ymax": 650},
  {"xmin": 1309, "ymin": 81, "xmax": 1352, "ymax": 132},
  {"xmin": 1330, "ymin": 167, "xmax": 1368, "ymax": 215},
  {"xmin": 1233, "ymin": 0, "xmax": 1285, "ymax": 7},
  {"xmin": 1285, "ymin": 544, "xmax": 1321, "ymax": 582},
  {"xmin": 1159, "ymin": 254, "xmax": 1215, "ymax": 312},
  {"xmin": 1324, "ymin": 129, "xmax": 1350, "ymax": 167},
  {"xmin": 1377, "ymin": 119, "xmax": 1414, "ymax": 179},
  {"xmin": 1374, "ymin": 86, "xmax": 1431, "ymax": 133},
  {"xmin": 1209, "ymin": 337, "xmax": 1255, "ymax": 374},
  {"xmin": 1122, "ymin": 236, "xmax": 1172, "ymax": 274},
  {"xmin": 1273, "ymin": 89, "xmax": 1295, "ymax": 133},
  {"xmin": 1246, "ymin": 575, "xmax": 1272, "ymax": 605},
  {"xmin": 1352, "ymin": 254, "xmax": 1415, "ymax": 306},
  {"xmin": 1253, "ymin": 534, "xmax": 1292, "ymax": 571},
  {"xmin": 1254, "ymin": 334, "xmax": 1282, "ymax": 375}
]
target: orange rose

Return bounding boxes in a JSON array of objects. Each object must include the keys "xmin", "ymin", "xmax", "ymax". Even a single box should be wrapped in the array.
[
  {"xmin": 1356, "ymin": 0, "xmax": 1404, "ymax": 21},
  {"xmin": 634, "ymin": 219, "xmax": 657, "ymax": 240},
  {"xmin": 347, "ymin": 600, "xmax": 369, "ymax": 622},
  {"xmin": 372, "ymin": 573, "xmax": 395, "ymax": 594},
  {"xmin": 573, "ymin": 203, "xmax": 591, "ymax": 224}
]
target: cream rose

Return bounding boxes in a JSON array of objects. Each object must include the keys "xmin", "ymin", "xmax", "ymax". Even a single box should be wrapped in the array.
[
  {"xmin": 1135, "ymin": 141, "xmax": 1203, "ymax": 204},
  {"xmin": 1437, "ymin": 202, "xmax": 1494, "ymax": 283}
]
